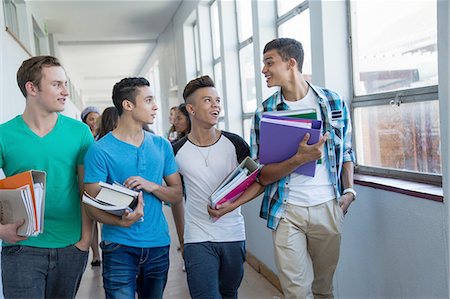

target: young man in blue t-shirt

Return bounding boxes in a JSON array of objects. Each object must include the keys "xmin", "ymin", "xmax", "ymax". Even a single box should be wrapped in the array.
[{"xmin": 84, "ymin": 77, "xmax": 183, "ymax": 299}]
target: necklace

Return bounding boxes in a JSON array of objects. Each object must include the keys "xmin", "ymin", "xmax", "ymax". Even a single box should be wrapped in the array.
[
  {"xmin": 189, "ymin": 131, "xmax": 219, "ymax": 167},
  {"xmin": 195, "ymin": 146, "xmax": 212, "ymax": 167}
]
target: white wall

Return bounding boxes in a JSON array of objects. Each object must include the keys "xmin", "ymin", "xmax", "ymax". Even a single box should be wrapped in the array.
[{"xmin": 336, "ymin": 187, "xmax": 448, "ymax": 298}]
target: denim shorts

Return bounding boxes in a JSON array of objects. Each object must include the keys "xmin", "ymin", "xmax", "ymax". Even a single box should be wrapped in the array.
[
  {"xmin": 1, "ymin": 244, "xmax": 88, "ymax": 299},
  {"xmin": 100, "ymin": 241, "xmax": 169, "ymax": 299}
]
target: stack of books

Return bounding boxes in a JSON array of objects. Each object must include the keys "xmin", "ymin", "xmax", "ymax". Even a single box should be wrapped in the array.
[
  {"xmin": 259, "ymin": 109, "xmax": 322, "ymax": 177},
  {"xmin": 0, "ymin": 170, "xmax": 46, "ymax": 237},
  {"xmin": 210, "ymin": 156, "xmax": 260, "ymax": 209},
  {"xmin": 82, "ymin": 182, "xmax": 139, "ymax": 216}
]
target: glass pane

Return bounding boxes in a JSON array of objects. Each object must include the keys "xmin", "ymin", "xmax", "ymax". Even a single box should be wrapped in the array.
[
  {"xmin": 210, "ymin": 1, "xmax": 221, "ymax": 59},
  {"xmin": 4, "ymin": 0, "xmax": 19, "ymax": 38},
  {"xmin": 213, "ymin": 62, "xmax": 225, "ymax": 117},
  {"xmin": 243, "ymin": 118, "xmax": 252, "ymax": 145},
  {"xmin": 236, "ymin": 0, "xmax": 253, "ymax": 42},
  {"xmin": 354, "ymin": 101, "xmax": 441, "ymax": 174},
  {"xmin": 239, "ymin": 44, "xmax": 256, "ymax": 113},
  {"xmin": 218, "ymin": 119, "xmax": 226, "ymax": 130},
  {"xmin": 351, "ymin": 1, "xmax": 438, "ymax": 96},
  {"xmin": 193, "ymin": 23, "xmax": 201, "ymax": 76},
  {"xmin": 277, "ymin": 0, "xmax": 302, "ymax": 17},
  {"xmin": 278, "ymin": 10, "xmax": 312, "ymax": 81}
]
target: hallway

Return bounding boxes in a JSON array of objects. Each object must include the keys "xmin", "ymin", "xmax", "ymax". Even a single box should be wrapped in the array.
[{"xmin": 76, "ymin": 206, "xmax": 283, "ymax": 299}]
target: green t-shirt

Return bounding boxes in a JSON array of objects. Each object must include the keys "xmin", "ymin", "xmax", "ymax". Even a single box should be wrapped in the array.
[{"xmin": 0, "ymin": 114, "xmax": 94, "ymax": 248}]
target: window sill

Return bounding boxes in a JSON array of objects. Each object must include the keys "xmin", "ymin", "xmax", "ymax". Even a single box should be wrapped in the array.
[{"xmin": 354, "ymin": 174, "xmax": 443, "ymax": 203}]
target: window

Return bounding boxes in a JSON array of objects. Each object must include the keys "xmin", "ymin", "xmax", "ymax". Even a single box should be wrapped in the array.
[
  {"xmin": 239, "ymin": 43, "xmax": 256, "ymax": 114},
  {"xmin": 209, "ymin": 1, "xmax": 224, "ymax": 117},
  {"xmin": 277, "ymin": 1, "xmax": 312, "ymax": 81},
  {"xmin": 351, "ymin": 1, "xmax": 437, "ymax": 96},
  {"xmin": 277, "ymin": 0, "xmax": 301, "ymax": 17},
  {"xmin": 3, "ymin": 0, "xmax": 19, "ymax": 38},
  {"xmin": 193, "ymin": 22, "xmax": 201, "ymax": 76},
  {"xmin": 210, "ymin": 1, "xmax": 221, "ymax": 60},
  {"xmin": 350, "ymin": 1, "xmax": 440, "ymax": 183},
  {"xmin": 236, "ymin": 0, "xmax": 253, "ymax": 42}
]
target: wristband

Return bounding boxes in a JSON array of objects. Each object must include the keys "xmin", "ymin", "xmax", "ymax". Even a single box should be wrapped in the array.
[{"xmin": 343, "ymin": 188, "xmax": 356, "ymax": 201}]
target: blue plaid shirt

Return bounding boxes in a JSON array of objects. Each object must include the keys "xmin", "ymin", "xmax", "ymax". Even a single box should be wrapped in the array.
[{"xmin": 250, "ymin": 83, "xmax": 355, "ymax": 230}]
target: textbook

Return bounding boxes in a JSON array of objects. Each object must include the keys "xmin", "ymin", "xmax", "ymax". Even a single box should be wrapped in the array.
[
  {"xmin": 0, "ymin": 170, "xmax": 46, "ymax": 236},
  {"xmin": 82, "ymin": 182, "xmax": 139, "ymax": 216},
  {"xmin": 210, "ymin": 156, "xmax": 260, "ymax": 209},
  {"xmin": 259, "ymin": 115, "xmax": 322, "ymax": 177}
]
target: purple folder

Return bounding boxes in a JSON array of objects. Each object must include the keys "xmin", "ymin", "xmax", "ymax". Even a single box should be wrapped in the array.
[
  {"xmin": 262, "ymin": 114, "xmax": 322, "ymax": 129},
  {"xmin": 259, "ymin": 119, "xmax": 321, "ymax": 177}
]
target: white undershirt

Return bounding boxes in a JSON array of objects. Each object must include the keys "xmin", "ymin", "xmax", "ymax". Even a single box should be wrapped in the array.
[{"xmin": 284, "ymin": 87, "xmax": 335, "ymax": 207}]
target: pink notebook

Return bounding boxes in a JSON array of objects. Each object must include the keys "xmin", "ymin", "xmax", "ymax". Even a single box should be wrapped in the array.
[{"xmin": 210, "ymin": 157, "xmax": 260, "ymax": 209}]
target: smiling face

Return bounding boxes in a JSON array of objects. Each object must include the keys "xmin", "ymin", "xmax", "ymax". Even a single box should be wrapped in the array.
[
  {"xmin": 29, "ymin": 66, "xmax": 69, "ymax": 113},
  {"xmin": 262, "ymin": 49, "xmax": 292, "ymax": 88},
  {"xmin": 187, "ymin": 87, "xmax": 221, "ymax": 128},
  {"xmin": 129, "ymin": 86, "xmax": 158, "ymax": 125}
]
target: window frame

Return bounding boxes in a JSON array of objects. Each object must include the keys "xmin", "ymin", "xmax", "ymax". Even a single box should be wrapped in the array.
[{"xmin": 348, "ymin": 1, "xmax": 441, "ymax": 185}]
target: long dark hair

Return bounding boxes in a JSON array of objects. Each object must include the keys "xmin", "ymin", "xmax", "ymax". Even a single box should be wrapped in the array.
[
  {"xmin": 97, "ymin": 106, "xmax": 119, "ymax": 140},
  {"xmin": 176, "ymin": 103, "xmax": 191, "ymax": 139}
]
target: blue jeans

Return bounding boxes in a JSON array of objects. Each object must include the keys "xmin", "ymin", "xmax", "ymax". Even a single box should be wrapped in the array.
[
  {"xmin": 1, "ymin": 245, "xmax": 88, "ymax": 299},
  {"xmin": 100, "ymin": 241, "xmax": 169, "ymax": 299},
  {"xmin": 184, "ymin": 241, "xmax": 246, "ymax": 299}
]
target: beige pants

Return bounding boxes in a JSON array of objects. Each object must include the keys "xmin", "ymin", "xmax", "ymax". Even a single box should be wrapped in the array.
[{"xmin": 273, "ymin": 199, "xmax": 344, "ymax": 299}]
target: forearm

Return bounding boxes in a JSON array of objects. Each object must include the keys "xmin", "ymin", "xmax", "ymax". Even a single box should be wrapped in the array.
[
  {"xmin": 259, "ymin": 155, "xmax": 305, "ymax": 186},
  {"xmin": 341, "ymin": 161, "xmax": 354, "ymax": 189},
  {"xmin": 170, "ymin": 200, "xmax": 184, "ymax": 246},
  {"xmin": 78, "ymin": 205, "xmax": 94, "ymax": 248},
  {"xmin": 152, "ymin": 184, "xmax": 183, "ymax": 204},
  {"xmin": 228, "ymin": 181, "xmax": 265, "ymax": 211},
  {"xmin": 85, "ymin": 205, "xmax": 122, "ymax": 226}
]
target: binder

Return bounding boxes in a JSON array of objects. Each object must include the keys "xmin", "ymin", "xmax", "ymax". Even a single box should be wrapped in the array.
[
  {"xmin": 210, "ymin": 157, "xmax": 260, "ymax": 209},
  {"xmin": 259, "ymin": 117, "xmax": 322, "ymax": 177},
  {"xmin": 0, "ymin": 170, "xmax": 46, "ymax": 236}
]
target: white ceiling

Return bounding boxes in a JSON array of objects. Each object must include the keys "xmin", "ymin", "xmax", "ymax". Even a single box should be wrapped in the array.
[{"xmin": 27, "ymin": 0, "xmax": 183, "ymax": 111}]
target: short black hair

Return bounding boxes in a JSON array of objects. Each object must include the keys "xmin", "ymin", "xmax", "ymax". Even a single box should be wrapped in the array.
[
  {"xmin": 264, "ymin": 38, "xmax": 304, "ymax": 73},
  {"xmin": 112, "ymin": 77, "xmax": 150, "ymax": 115},
  {"xmin": 182, "ymin": 75, "xmax": 215, "ymax": 103}
]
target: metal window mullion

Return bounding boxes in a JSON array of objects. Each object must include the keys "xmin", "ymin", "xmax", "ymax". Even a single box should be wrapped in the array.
[
  {"xmin": 276, "ymin": 1, "xmax": 309, "ymax": 26},
  {"xmin": 352, "ymin": 85, "xmax": 438, "ymax": 108},
  {"xmin": 213, "ymin": 57, "xmax": 221, "ymax": 66},
  {"xmin": 238, "ymin": 37, "xmax": 253, "ymax": 50},
  {"xmin": 356, "ymin": 166, "xmax": 442, "ymax": 186}
]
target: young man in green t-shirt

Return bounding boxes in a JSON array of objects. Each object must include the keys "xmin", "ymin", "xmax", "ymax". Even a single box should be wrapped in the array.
[{"xmin": 0, "ymin": 56, "xmax": 94, "ymax": 298}]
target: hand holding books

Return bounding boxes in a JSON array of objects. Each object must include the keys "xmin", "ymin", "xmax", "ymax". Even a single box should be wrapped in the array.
[
  {"xmin": 120, "ymin": 192, "xmax": 144, "ymax": 228},
  {"xmin": 0, "ymin": 219, "xmax": 27, "ymax": 244}
]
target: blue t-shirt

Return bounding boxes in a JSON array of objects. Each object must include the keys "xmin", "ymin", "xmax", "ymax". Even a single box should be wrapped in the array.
[{"xmin": 84, "ymin": 131, "xmax": 178, "ymax": 248}]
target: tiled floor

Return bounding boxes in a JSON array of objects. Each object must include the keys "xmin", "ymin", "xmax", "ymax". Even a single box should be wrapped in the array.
[{"xmin": 76, "ymin": 206, "xmax": 283, "ymax": 299}]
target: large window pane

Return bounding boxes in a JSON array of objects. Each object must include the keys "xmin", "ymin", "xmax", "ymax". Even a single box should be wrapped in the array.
[
  {"xmin": 351, "ymin": 1, "xmax": 437, "ymax": 96},
  {"xmin": 278, "ymin": 10, "xmax": 312, "ymax": 81},
  {"xmin": 210, "ymin": 1, "xmax": 221, "ymax": 59},
  {"xmin": 239, "ymin": 44, "xmax": 256, "ymax": 113},
  {"xmin": 236, "ymin": 0, "xmax": 253, "ymax": 42},
  {"xmin": 354, "ymin": 101, "xmax": 441, "ymax": 174}
]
